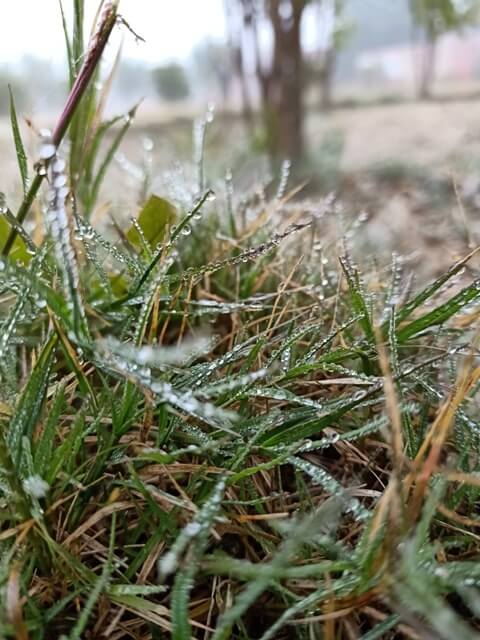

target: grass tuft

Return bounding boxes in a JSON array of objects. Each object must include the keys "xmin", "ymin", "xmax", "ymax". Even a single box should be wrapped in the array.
[{"xmin": 0, "ymin": 2, "xmax": 480, "ymax": 639}]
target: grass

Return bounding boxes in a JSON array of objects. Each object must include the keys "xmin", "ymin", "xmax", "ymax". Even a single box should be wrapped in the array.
[{"xmin": 1, "ymin": 3, "xmax": 480, "ymax": 639}]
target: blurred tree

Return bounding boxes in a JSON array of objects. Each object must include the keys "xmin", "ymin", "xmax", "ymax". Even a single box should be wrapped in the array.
[
  {"xmin": 191, "ymin": 39, "xmax": 234, "ymax": 107},
  {"xmin": 113, "ymin": 59, "xmax": 154, "ymax": 105},
  {"xmin": 228, "ymin": 0, "xmax": 310, "ymax": 162},
  {"xmin": 410, "ymin": 0, "xmax": 479, "ymax": 99},
  {"xmin": 224, "ymin": 1, "xmax": 254, "ymax": 130},
  {"xmin": 0, "ymin": 58, "xmax": 65, "ymax": 116},
  {"xmin": 152, "ymin": 63, "xmax": 190, "ymax": 102},
  {"xmin": 315, "ymin": 0, "xmax": 353, "ymax": 110}
]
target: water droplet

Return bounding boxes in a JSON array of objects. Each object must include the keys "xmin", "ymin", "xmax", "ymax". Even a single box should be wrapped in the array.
[
  {"xmin": 184, "ymin": 522, "xmax": 201, "ymax": 537},
  {"xmin": 143, "ymin": 137, "xmax": 154, "ymax": 151},
  {"xmin": 39, "ymin": 143, "xmax": 56, "ymax": 160},
  {"xmin": 158, "ymin": 551, "xmax": 177, "ymax": 577},
  {"xmin": 358, "ymin": 210, "xmax": 369, "ymax": 223},
  {"xmin": 181, "ymin": 225, "xmax": 192, "ymax": 236},
  {"xmin": 53, "ymin": 174, "xmax": 67, "ymax": 188},
  {"xmin": 206, "ymin": 102, "xmax": 215, "ymax": 122},
  {"xmin": 52, "ymin": 158, "xmax": 66, "ymax": 172},
  {"xmin": 23, "ymin": 475, "xmax": 49, "ymax": 498},
  {"xmin": 276, "ymin": 159, "xmax": 292, "ymax": 199}
]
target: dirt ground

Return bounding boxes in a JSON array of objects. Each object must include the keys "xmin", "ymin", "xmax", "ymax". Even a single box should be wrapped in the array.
[
  {"xmin": 1, "ymin": 98, "xmax": 480, "ymax": 279},
  {"xmin": 307, "ymin": 99, "xmax": 480, "ymax": 174},
  {"xmin": 1, "ymin": 97, "xmax": 480, "ymax": 182}
]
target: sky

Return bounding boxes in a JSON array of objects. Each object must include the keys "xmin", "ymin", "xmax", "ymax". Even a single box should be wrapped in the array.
[{"xmin": 0, "ymin": 1, "xmax": 228, "ymax": 67}]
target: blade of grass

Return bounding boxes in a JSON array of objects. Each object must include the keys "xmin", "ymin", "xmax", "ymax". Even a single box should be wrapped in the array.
[{"xmin": 8, "ymin": 87, "xmax": 29, "ymax": 195}]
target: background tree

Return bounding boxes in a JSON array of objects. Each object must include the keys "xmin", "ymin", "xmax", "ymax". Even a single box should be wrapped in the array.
[
  {"xmin": 315, "ymin": 0, "xmax": 353, "ymax": 110},
  {"xmin": 152, "ymin": 63, "xmax": 190, "ymax": 102},
  {"xmin": 229, "ymin": 0, "xmax": 309, "ymax": 162},
  {"xmin": 111, "ymin": 59, "xmax": 154, "ymax": 110},
  {"xmin": 410, "ymin": 0, "xmax": 479, "ymax": 99},
  {"xmin": 224, "ymin": 0, "xmax": 254, "ymax": 130},
  {"xmin": 190, "ymin": 39, "xmax": 234, "ymax": 107}
]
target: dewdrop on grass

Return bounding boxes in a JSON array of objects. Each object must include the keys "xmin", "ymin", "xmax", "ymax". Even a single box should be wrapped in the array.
[{"xmin": 23, "ymin": 475, "xmax": 49, "ymax": 499}]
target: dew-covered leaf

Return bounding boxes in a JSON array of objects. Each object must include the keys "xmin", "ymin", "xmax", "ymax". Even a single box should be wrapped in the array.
[
  {"xmin": 0, "ymin": 213, "xmax": 30, "ymax": 265},
  {"xmin": 127, "ymin": 195, "xmax": 177, "ymax": 250}
]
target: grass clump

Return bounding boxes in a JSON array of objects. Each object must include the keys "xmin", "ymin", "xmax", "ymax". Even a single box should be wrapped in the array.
[{"xmin": 1, "ymin": 3, "xmax": 480, "ymax": 639}]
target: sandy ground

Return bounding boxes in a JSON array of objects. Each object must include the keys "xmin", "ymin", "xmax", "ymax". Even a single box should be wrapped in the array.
[
  {"xmin": 307, "ymin": 99, "xmax": 480, "ymax": 174},
  {"xmin": 1, "ymin": 98, "xmax": 480, "ymax": 280},
  {"xmin": 1, "ymin": 97, "xmax": 480, "ymax": 187}
]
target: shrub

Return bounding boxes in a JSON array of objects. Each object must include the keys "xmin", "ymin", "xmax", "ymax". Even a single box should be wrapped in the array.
[{"xmin": 152, "ymin": 62, "xmax": 190, "ymax": 102}]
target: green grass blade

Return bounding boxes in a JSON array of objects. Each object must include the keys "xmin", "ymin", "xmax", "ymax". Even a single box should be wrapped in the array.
[
  {"xmin": 63, "ymin": 514, "xmax": 115, "ymax": 640},
  {"xmin": 7, "ymin": 334, "xmax": 57, "ymax": 469},
  {"xmin": 87, "ymin": 103, "xmax": 140, "ymax": 212},
  {"xmin": 58, "ymin": 0, "xmax": 75, "ymax": 87},
  {"xmin": 359, "ymin": 615, "xmax": 401, "ymax": 639},
  {"xmin": 8, "ymin": 86, "xmax": 29, "ymax": 195},
  {"xmin": 339, "ymin": 256, "xmax": 375, "ymax": 343},
  {"xmin": 397, "ymin": 278, "xmax": 480, "ymax": 342},
  {"xmin": 395, "ymin": 246, "xmax": 480, "ymax": 325},
  {"xmin": 165, "ymin": 477, "xmax": 226, "ymax": 640},
  {"xmin": 34, "ymin": 381, "xmax": 66, "ymax": 476}
]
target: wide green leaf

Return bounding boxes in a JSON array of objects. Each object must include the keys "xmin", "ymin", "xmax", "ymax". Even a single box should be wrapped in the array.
[
  {"xmin": 127, "ymin": 194, "xmax": 177, "ymax": 250},
  {"xmin": 0, "ymin": 212, "xmax": 30, "ymax": 264}
]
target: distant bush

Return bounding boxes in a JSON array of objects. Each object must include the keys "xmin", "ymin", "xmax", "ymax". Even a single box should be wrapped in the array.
[{"xmin": 152, "ymin": 62, "xmax": 190, "ymax": 102}]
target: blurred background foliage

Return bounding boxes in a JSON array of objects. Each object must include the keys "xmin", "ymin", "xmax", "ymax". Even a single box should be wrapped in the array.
[{"xmin": 1, "ymin": 0, "xmax": 480, "ymax": 274}]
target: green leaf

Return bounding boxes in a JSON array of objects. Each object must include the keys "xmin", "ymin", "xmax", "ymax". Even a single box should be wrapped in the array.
[
  {"xmin": 127, "ymin": 195, "xmax": 177, "ymax": 250},
  {"xmin": 9, "ymin": 86, "xmax": 29, "ymax": 195},
  {"xmin": 0, "ymin": 209, "xmax": 30, "ymax": 265}
]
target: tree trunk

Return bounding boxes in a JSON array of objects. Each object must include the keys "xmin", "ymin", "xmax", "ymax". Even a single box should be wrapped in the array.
[
  {"xmin": 320, "ymin": 46, "xmax": 336, "ymax": 111},
  {"xmin": 233, "ymin": 45, "xmax": 254, "ymax": 128},
  {"xmin": 260, "ymin": 0, "xmax": 306, "ymax": 162},
  {"xmin": 418, "ymin": 27, "xmax": 437, "ymax": 100},
  {"xmin": 225, "ymin": 0, "xmax": 254, "ymax": 131}
]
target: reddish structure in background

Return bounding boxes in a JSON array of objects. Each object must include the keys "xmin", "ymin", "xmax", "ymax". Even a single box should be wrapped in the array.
[{"xmin": 356, "ymin": 29, "xmax": 480, "ymax": 90}]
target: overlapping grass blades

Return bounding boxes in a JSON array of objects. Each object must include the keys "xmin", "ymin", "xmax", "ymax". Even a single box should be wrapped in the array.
[{"xmin": 1, "ymin": 1, "xmax": 480, "ymax": 638}]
